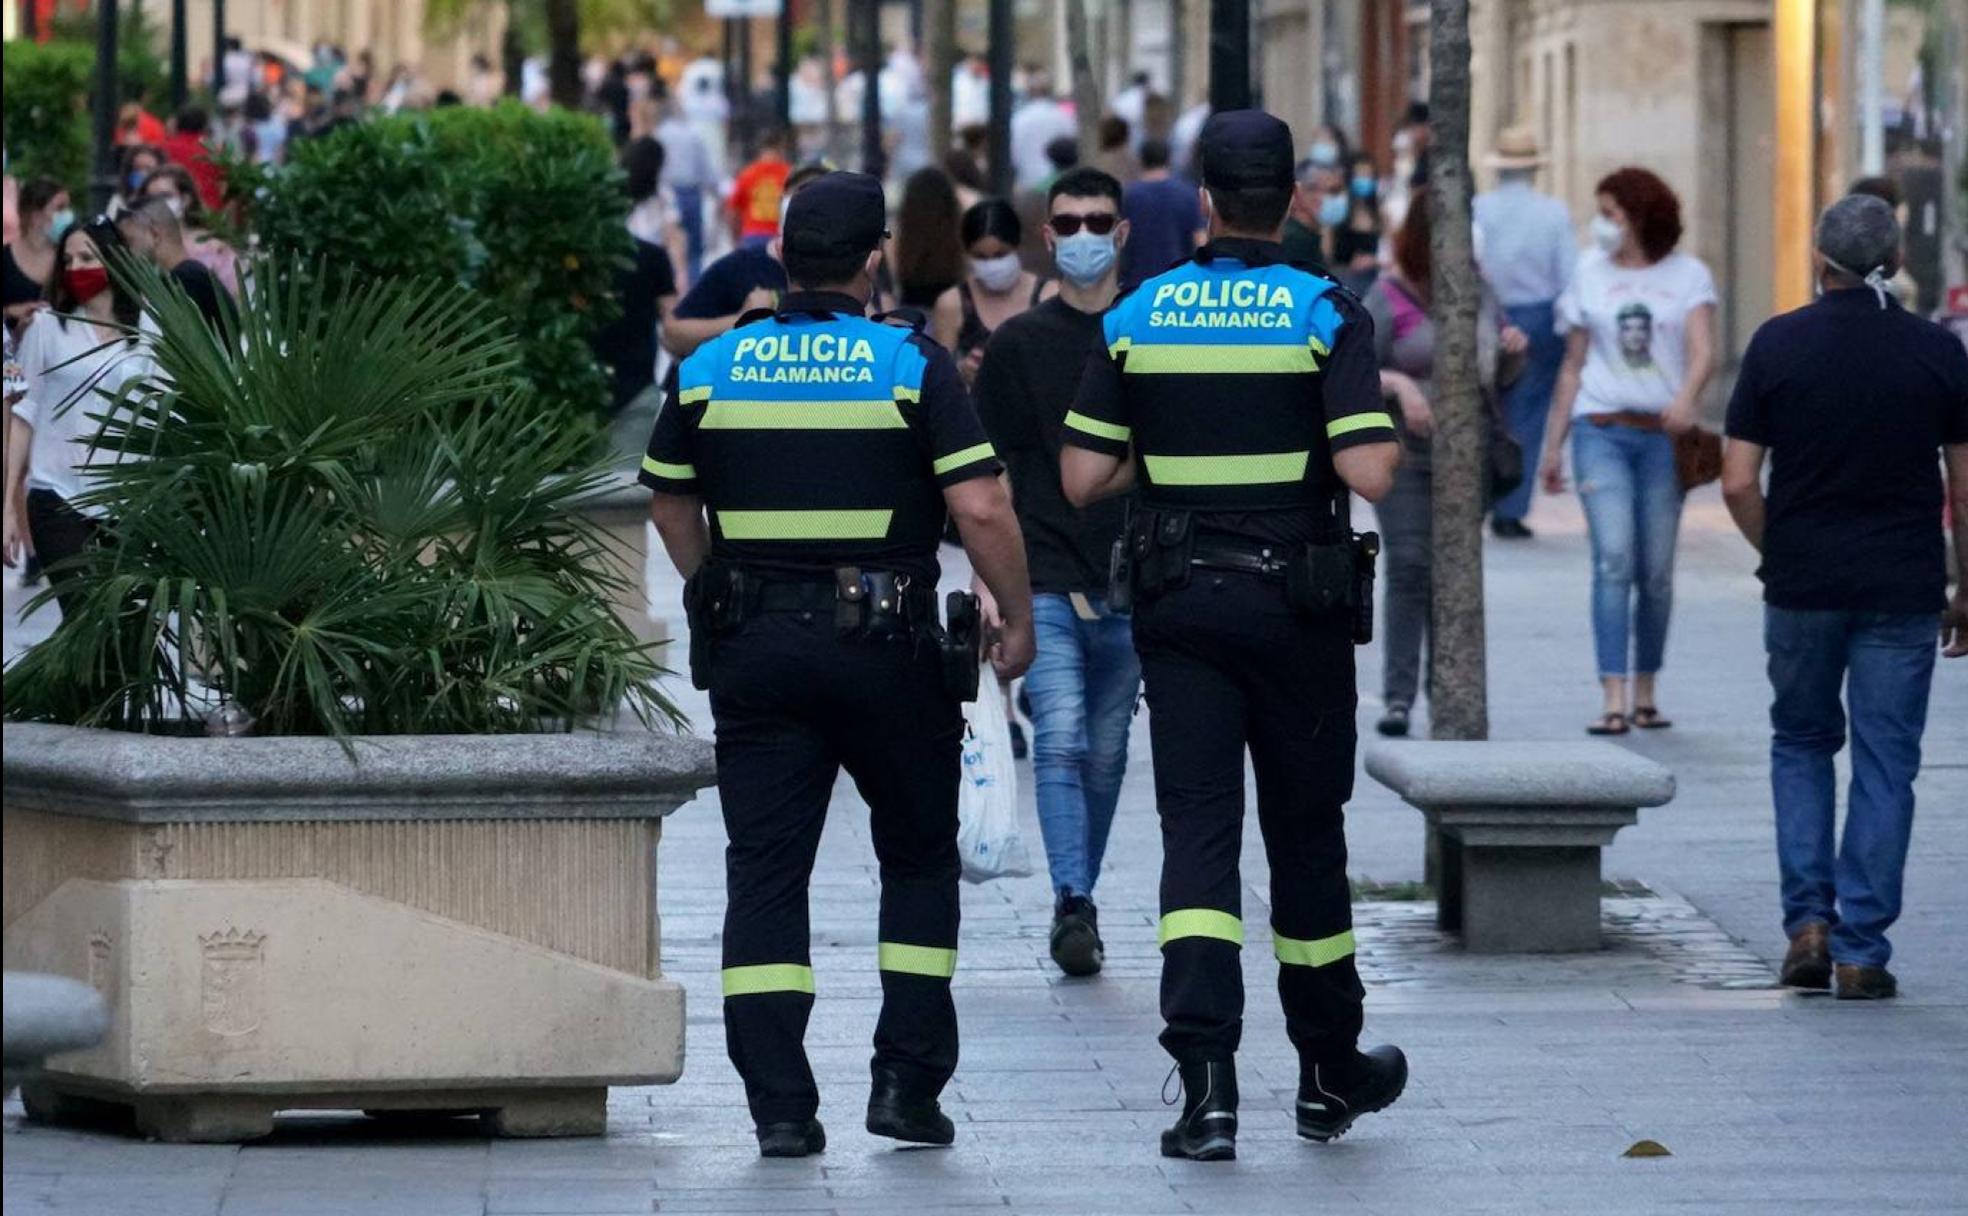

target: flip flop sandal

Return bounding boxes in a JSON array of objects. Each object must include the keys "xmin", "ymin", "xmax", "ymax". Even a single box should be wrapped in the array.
[
  {"xmin": 1586, "ymin": 712, "xmax": 1630, "ymax": 736},
  {"xmin": 1632, "ymin": 707, "xmax": 1673, "ymax": 730}
]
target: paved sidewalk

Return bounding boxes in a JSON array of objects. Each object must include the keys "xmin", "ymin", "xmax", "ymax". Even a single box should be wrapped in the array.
[{"xmin": 5, "ymin": 487, "xmax": 1965, "ymax": 1214}]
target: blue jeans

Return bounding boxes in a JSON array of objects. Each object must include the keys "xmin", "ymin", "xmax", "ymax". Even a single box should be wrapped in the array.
[
  {"xmin": 1573, "ymin": 423, "xmax": 1683, "ymax": 678},
  {"xmin": 1026, "ymin": 593, "xmax": 1142, "ymax": 898},
  {"xmin": 672, "ymin": 184, "xmax": 706, "ymax": 280},
  {"xmin": 1766, "ymin": 608, "xmax": 1938, "ymax": 968},
  {"xmin": 1493, "ymin": 301, "xmax": 1563, "ymax": 523}
]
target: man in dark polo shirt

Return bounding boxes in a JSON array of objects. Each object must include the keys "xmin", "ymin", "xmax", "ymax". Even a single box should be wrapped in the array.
[{"xmin": 1722, "ymin": 193, "xmax": 1968, "ymax": 1002}]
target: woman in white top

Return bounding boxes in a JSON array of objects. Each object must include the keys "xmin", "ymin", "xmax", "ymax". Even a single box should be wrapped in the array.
[
  {"xmin": 1537, "ymin": 167, "xmax": 1717, "ymax": 736},
  {"xmin": 3, "ymin": 219, "xmax": 153, "ymax": 613}
]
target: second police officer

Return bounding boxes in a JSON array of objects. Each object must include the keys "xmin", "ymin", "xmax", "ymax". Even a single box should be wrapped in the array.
[
  {"xmin": 642, "ymin": 172, "xmax": 1036, "ymax": 1159},
  {"xmin": 1060, "ymin": 111, "xmax": 1409, "ymax": 1161}
]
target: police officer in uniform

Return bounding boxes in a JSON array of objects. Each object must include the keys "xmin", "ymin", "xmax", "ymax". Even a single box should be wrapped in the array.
[
  {"xmin": 643, "ymin": 172, "xmax": 1036, "ymax": 1158},
  {"xmin": 1059, "ymin": 112, "xmax": 1407, "ymax": 1161}
]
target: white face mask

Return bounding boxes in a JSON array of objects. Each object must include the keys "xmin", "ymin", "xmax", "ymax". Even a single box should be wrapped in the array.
[
  {"xmin": 1589, "ymin": 214, "xmax": 1624, "ymax": 255},
  {"xmin": 968, "ymin": 252, "xmax": 1022, "ymax": 294}
]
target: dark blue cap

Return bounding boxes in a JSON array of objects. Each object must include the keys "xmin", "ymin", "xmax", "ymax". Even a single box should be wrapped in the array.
[
  {"xmin": 1199, "ymin": 110, "xmax": 1297, "ymax": 191},
  {"xmin": 782, "ymin": 171, "xmax": 887, "ymax": 260}
]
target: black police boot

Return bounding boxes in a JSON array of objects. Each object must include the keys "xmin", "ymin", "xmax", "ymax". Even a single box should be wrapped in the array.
[
  {"xmin": 755, "ymin": 1118, "xmax": 826, "ymax": 1158},
  {"xmin": 1296, "ymin": 1045, "xmax": 1408, "ymax": 1142},
  {"xmin": 867, "ymin": 1070, "xmax": 955, "ymax": 1146},
  {"xmin": 1050, "ymin": 890, "xmax": 1104, "ymax": 977},
  {"xmin": 1159, "ymin": 1059, "xmax": 1238, "ymax": 1161}
]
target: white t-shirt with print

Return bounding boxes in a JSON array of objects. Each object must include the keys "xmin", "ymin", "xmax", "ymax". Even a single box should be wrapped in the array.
[
  {"xmin": 10, "ymin": 314, "xmax": 153, "ymax": 517},
  {"xmin": 1556, "ymin": 248, "xmax": 1717, "ymax": 416}
]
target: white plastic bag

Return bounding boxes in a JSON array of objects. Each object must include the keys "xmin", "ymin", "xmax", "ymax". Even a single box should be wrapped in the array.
[{"xmin": 956, "ymin": 677, "xmax": 1033, "ymax": 883}]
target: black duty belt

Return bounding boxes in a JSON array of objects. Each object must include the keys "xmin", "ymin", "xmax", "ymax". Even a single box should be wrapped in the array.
[
  {"xmin": 1190, "ymin": 542, "xmax": 1293, "ymax": 579},
  {"xmin": 751, "ymin": 576, "xmax": 938, "ymax": 621}
]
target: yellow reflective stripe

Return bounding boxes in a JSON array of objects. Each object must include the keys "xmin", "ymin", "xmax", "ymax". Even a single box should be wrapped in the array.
[
  {"xmin": 1158, "ymin": 909, "xmax": 1244, "ymax": 948},
  {"xmin": 717, "ymin": 509, "xmax": 894, "ymax": 540},
  {"xmin": 1122, "ymin": 344, "xmax": 1320, "ymax": 374},
  {"xmin": 878, "ymin": 942, "xmax": 958, "ymax": 979},
  {"xmin": 1143, "ymin": 451, "xmax": 1309, "ymax": 486},
  {"xmin": 700, "ymin": 399, "xmax": 906, "ymax": 429},
  {"xmin": 679, "ymin": 385, "xmax": 713, "ymax": 404},
  {"xmin": 1310, "ymin": 334, "xmax": 1332, "ymax": 357},
  {"xmin": 1327, "ymin": 412, "xmax": 1395, "ymax": 439},
  {"xmin": 1272, "ymin": 928, "xmax": 1356, "ymax": 968},
  {"xmin": 1064, "ymin": 411, "xmax": 1132, "ymax": 443},
  {"xmin": 932, "ymin": 442, "xmax": 996, "ymax": 476},
  {"xmin": 641, "ymin": 455, "xmax": 696, "ymax": 480},
  {"xmin": 1108, "ymin": 335, "xmax": 1132, "ymax": 357},
  {"xmin": 894, "ymin": 385, "xmax": 922, "ymax": 403},
  {"xmin": 722, "ymin": 963, "xmax": 815, "ymax": 997}
]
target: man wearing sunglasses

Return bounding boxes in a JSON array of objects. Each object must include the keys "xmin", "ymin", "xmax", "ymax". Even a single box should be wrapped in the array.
[
  {"xmin": 973, "ymin": 167, "xmax": 1141, "ymax": 980},
  {"xmin": 1059, "ymin": 111, "xmax": 1407, "ymax": 1162}
]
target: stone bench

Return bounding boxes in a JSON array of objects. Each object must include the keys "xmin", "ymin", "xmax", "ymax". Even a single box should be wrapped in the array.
[
  {"xmin": 3, "ymin": 972, "xmax": 110, "ymax": 1094},
  {"xmin": 1364, "ymin": 742, "xmax": 1676, "ymax": 953}
]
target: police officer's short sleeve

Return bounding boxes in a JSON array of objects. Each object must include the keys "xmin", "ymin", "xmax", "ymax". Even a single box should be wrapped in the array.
[
  {"xmin": 1061, "ymin": 314, "xmax": 1131, "ymax": 458},
  {"xmin": 1319, "ymin": 293, "xmax": 1396, "ymax": 451},
  {"xmin": 639, "ymin": 359, "xmax": 706, "ymax": 494},
  {"xmin": 906, "ymin": 335, "xmax": 1002, "ymax": 487}
]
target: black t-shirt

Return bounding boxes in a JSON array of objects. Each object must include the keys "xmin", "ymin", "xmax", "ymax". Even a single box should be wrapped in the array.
[
  {"xmin": 1725, "ymin": 288, "xmax": 1968, "ymax": 613},
  {"xmin": 672, "ymin": 245, "xmax": 786, "ymax": 320},
  {"xmin": 640, "ymin": 291, "xmax": 1001, "ymax": 584},
  {"xmin": 595, "ymin": 236, "xmax": 678, "ymax": 408},
  {"xmin": 169, "ymin": 259, "xmax": 231, "ymax": 332},
  {"xmin": 974, "ymin": 297, "xmax": 1129, "ymax": 594}
]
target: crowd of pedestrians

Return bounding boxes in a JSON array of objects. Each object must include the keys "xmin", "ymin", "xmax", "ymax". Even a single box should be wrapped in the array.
[{"xmin": 4, "ymin": 29, "xmax": 1964, "ymax": 1015}]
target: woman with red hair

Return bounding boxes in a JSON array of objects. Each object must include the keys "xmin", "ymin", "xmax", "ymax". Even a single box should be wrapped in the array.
[{"xmin": 1537, "ymin": 167, "xmax": 1717, "ymax": 735}]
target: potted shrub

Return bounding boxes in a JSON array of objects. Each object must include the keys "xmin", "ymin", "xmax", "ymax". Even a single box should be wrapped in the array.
[{"xmin": 1, "ymin": 263, "xmax": 713, "ymax": 1142}]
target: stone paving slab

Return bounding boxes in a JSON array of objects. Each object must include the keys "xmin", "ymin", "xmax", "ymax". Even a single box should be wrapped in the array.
[{"xmin": 6, "ymin": 489, "xmax": 1966, "ymax": 1214}]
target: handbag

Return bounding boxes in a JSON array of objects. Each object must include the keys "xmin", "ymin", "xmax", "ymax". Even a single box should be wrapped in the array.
[{"xmin": 1675, "ymin": 426, "xmax": 1723, "ymax": 491}]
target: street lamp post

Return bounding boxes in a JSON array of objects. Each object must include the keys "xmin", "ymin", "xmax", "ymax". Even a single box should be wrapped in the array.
[
  {"xmin": 1208, "ymin": 0, "xmax": 1250, "ymax": 112},
  {"xmin": 987, "ymin": 0, "xmax": 1013, "ymax": 195},
  {"xmin": 776, "ymin": 1, "xmax": 795, "ymax": 132},
  {"xmin": 211, "ymin": 0, "xmax": 227, "ymax": 98},
  {"xmin": 91, "ymin": 0, "xmax": 123, "ymax": 215},
  {"xmin": 857, "ymin": 0, "xmax": 885, "ymax": 179},
  {"xmin": 170, "ymin": 0, "xmax": 188, "ymax": 111}
]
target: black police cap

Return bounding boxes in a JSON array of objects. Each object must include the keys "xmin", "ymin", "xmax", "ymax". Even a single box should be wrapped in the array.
[
  {"xmin": 1199, "ymin": 110, "xmax": 1297, "ymax": 192},
  {"xmin": 782, "ymin": 171, "xmax": 887, "ymax": 260}
]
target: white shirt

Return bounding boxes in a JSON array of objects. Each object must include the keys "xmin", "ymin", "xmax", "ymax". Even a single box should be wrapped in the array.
[
  {"xmin": 657, "ymin": 116, "xmax": 714, "ymax": 190},
  {"xmin": 1011, "ymin": 98, "xmax": 1077, "ymax": 191},
  {"xmin": 11, "ymin": 315, "xmax": 154, "ymax": 516},
  {"xmin": 1557, "ymin": 249, "xmax": 1717, "ymax": 416},
  {"xmin": 1472, "ymin": 178, "xmax": 1575, "ymax": 307},
  {"xmin": 628, "ymin": 191, "xmax": 680, "ymax": 246}
]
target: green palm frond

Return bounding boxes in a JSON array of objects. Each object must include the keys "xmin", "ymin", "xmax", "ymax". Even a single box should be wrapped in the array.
[{"xmin": 5, "ymin": 256, "xmax": 682, "ymax": 739}]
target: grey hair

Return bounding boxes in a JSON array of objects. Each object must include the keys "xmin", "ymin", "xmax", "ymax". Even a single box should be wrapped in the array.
[{"xmin": 1815, "ymin": 193, "xmax": 1901, "ymax": 279}]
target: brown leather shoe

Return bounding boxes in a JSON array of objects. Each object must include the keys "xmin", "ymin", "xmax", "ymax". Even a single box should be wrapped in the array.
[
  {"xmin": 1834, "ymin": 964, "xmax": 1898, "ymax": 1000},
  {"xmin": 1779, "ymin": 923, "xmax": 1831, "ymax": 989}
]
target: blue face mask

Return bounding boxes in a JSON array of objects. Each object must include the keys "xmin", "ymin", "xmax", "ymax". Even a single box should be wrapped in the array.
[
  {"xmin": 47, "ymin": 207, "xmax": 76, "ymax": 238},
  {"xmin": 1318, "ymin": 195, "xmax": 1350, "ymax": 227},
  {"xmin": 126, "ymin": 171, "xmax": 148, "ymax": 192},
  {"xmin": 1350, "ymin": 175, "xmax": 1377, "ymax": 199},
  {"xmin": 1054, "ymin": 230, "xmax": 1118, "ymax": 286},
  {"xmin": 1307, "ymin": 141, "xmax": 1341, "ymax": 168}
]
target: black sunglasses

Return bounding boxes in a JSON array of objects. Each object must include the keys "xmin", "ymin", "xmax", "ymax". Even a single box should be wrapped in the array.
[{"xmin": 1048, "ymin": 213, "xmax": 1118, "ymax": 237}]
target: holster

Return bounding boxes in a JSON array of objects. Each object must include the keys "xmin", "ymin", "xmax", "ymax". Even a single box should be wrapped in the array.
[
  {"xmin": 833, "ymin": 567, "xmax": 921, "ymax": 641},
  {"xmin": 1351, "ymin": 531, "xmax": 1380, "ymax": 645},
  {"xmin": 1280, "ymin": 531, "xmax": 1378, "ymax": 645},
  {"xmin": 1106, "ymin": 502, "xmax": 1136, "ymax": 615},
  {"xmin": 939, "ymin": 590, "xmax": 983, "ymax": 702},
  {"xmin": 1124, "ymin": 507, "xmax": 1195, "ymax": 602},
  {"xmin": 682, "ymin": 563, "xmax": 750, "ymax": 690}
]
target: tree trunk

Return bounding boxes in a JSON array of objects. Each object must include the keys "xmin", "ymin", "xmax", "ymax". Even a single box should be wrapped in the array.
[
  {"xmin": 1425, "ymin": 0, "xmax": 1489, "ymax": 742},
  {"xmin": 925, "ymin": 0, "xmax": 958, "ymax": 162},
  {"xmin": 502, "ymin": 0, "xmax": 525, "ymax": 98},
  {"xmin": 545, "ymin": 0, "xmax": 582, "ymax": 110},
  {"xmin": 1064, "ymin": 0, "xmax": 1103, "ymax": 161}
]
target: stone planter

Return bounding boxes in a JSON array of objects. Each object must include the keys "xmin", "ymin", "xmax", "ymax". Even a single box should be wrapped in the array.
[{"xmin": 1, "ymin": 721, "xmax": 714, "ymax": 1142}]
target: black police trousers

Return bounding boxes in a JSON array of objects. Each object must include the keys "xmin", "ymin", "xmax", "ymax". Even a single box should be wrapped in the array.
[
  {"xmin": 1132, "ymin": 569, "xmax": 1366, "ymax": 1069},
  {"xmin": 708, "ymin": 609, "xmax": 965, "ymax": 1126}
]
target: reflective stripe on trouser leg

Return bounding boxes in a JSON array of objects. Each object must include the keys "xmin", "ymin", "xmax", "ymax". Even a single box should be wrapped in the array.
[
  {"xmin": 836, "ymin": 652, "xmax": 965, "ymax": 1096},
  {"xmin": 1136, "ymin": 611, "xmax": 1251, "ymax": 1065}
]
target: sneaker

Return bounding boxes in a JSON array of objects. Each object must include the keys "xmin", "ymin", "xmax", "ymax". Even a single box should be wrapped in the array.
[
  {"xmin": 1050, "ymin": 891, "xmax": 1103, "ymax": 977},
  {"xmin": 1833, "ymin": 963, "xmax": 1897, "ymax": 1001},
  {"xmin": 1297, "ymin": 1045, "xmax": 1408, "ymax": 1142},
  {"xmin": 1376, "ymin": 704, "xmax": 1411, "ymax": 737},
  {"xmin": 1491, "ymin": 518, "xmax": 1534, "ymax": 540},
  {"xmin": 1778, "ymin": 923, "xmax": 1831, "ymax": 990}
]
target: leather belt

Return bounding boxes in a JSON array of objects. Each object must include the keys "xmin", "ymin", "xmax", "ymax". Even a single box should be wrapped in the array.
[
  {"xmin": 1190, "ymin": 542, "xmax": 1292, "ymax": 579},
  {"xmin": 752, "ymin": 577, "xmax": 936, "ymax": 620},
  {"xmin": 1584, "ymin": 410, "xmax": 1665, "ymax": 432}
]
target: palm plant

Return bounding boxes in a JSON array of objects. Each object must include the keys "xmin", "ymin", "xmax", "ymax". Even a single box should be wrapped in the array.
[{"xmin": 3, "ymin": 259, "xmax": 681, "ymax": 737}]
